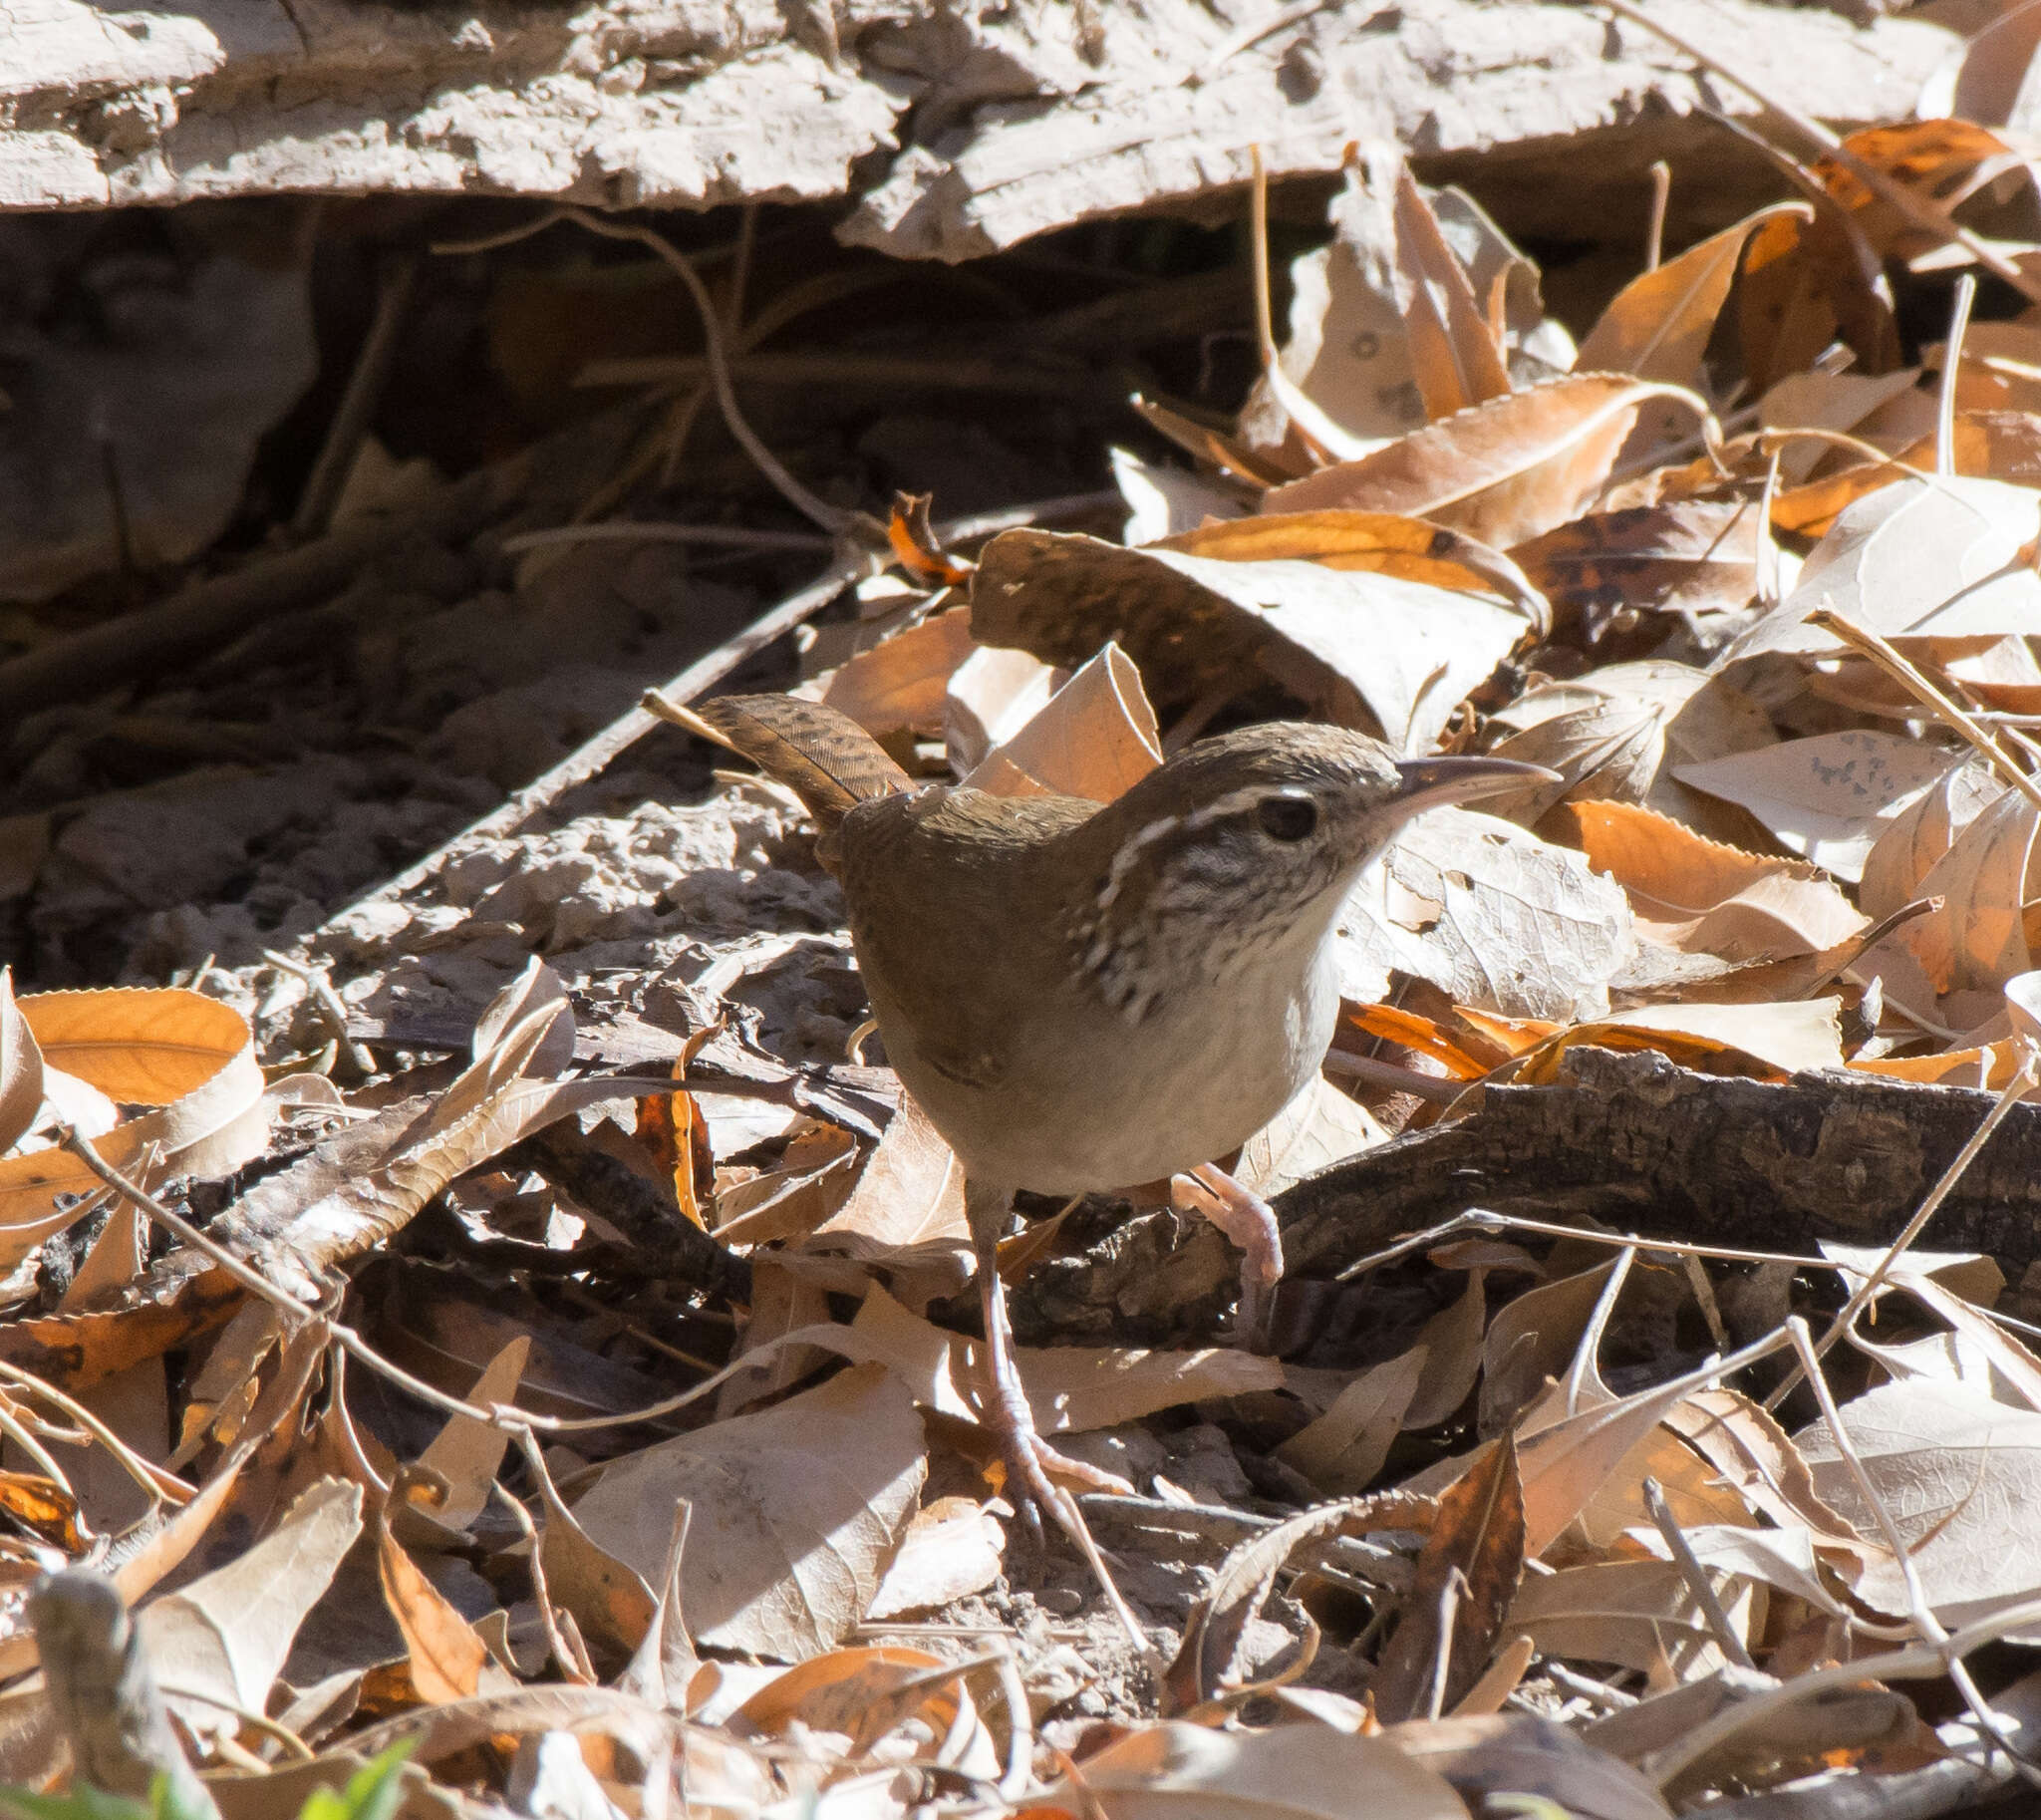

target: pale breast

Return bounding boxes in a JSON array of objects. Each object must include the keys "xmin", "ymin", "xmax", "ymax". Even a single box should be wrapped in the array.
[
  {"xmin": 879, "ymin": 939, "xmax": 1338, "ymax": 1194},
  {"xmin": 839, "ymin": 785, "xmax": 1340, "ymax": 1193}
]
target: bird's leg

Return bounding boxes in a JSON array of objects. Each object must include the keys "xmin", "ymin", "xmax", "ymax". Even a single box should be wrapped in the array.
[
  {"xmin": 965, "ymin": 1180, "xmax": 1130, "ymax": 1507},
  {"xmin": 965, "ymin": 1180, "xmax": 1147, "ymax": 1647},
  {"xmin": 1174, "ymin": 1161, "xmax": 1284, "ymax": 1349}
]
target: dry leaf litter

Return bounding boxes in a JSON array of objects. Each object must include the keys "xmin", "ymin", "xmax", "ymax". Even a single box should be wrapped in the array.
[{"xmin": 13, "ymin": 16, "xmax": 2041, "ymax": 1817}]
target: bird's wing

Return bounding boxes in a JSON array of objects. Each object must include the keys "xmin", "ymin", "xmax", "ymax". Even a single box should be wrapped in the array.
[{"xmin": 838, "ymin": 788, "xmax": 1094, "ymax": 1091}]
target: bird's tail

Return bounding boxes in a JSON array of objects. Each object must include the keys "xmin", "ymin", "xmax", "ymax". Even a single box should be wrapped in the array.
[{"xmin": 644, "ymin": 691, "xmax": 913, "ymax": 834}]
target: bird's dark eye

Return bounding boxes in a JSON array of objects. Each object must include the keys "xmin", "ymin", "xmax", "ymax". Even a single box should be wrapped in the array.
[{"xmin": 1258, "ymin": 794, "xmax": 1317, "ymax": 841}]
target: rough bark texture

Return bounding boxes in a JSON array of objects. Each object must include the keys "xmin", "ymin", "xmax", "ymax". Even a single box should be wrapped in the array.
[
  {"xmin": 1017, "ymin": 1048, "xmax": 2041, "ymax": 1348},
  {"xmin": 1280, "ymin": 1045, "xmax": 2041, "ymax": 1270},
  {"xmin": 2, "ymin": 0, "xmax": 1958, "ymax": 258}
]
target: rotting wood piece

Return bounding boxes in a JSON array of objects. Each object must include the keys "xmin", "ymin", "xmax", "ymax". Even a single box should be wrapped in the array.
[
  {"xmin": 0, "ymin": 0, "xmax": 1952, "ymax": 263},
  {"xmin": 1015, "ymin": 1047, "xmax": 2041, "ymax": 1350},
  {"xmin": 1281, "ymin": 1046, "xmax": 2041, "ymax": 1279}
]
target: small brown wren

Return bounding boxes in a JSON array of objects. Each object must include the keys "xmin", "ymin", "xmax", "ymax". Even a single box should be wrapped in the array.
[{"xmin": 663, "ymin": 692, "xmax": 1545, "ymax": 1550}]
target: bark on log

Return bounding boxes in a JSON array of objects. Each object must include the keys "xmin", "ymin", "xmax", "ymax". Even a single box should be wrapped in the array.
[
  {"xmin": 1016, "ymin": 1048, "xmax": 2041, "ymax": 1349},
  {"xmin": 0, "ymin": 0, "xmax": 1956, "ymax": 262}
]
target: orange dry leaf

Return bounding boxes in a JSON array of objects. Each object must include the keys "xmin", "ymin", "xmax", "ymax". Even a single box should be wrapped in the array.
[
  {"xmin": 1772, "ymin": 410, "xmax": 2041, "ymax": 538},
  {"xmin": 820, "ymin": 606, "xmax": 978, "ymax": 739},
  {"xmin": 1813, "ymin": 119, "xmax": 2032, "ymax": 263},
  {"xmin": 635, "ymin": 1074, "xmax": 714, "ymax": 1228},
  {"xmin": 0, "ymin": 980, "xmax": 272, "ymax": 1274},
  {"xmin": 1577, "ymin": 202, "xmax": 1810, "ymax": 393},
  {"xmin": 1388, "ymin": 165, "xmax": 1513, "ymax": 421},
  {"xmin": 1566, "ymin": 798, "xmax": 1867, "ymax": 961},
  {"xmin": 735, "ymin": 1645, "xmax": 986, "ymax": 1763},
  {"xmin": 1505, "ymin": 999, "xmax": 1846, "ymax": 1084},
  {"xmin": 886, "ymin": 490, "xmax": 974, "ymax": 585},
  {"xmin": 377, "ymin": 1518, "xmax": 489, "ymax": 1704},
  {"xmin": 1736, "ymin": 196, "xmax": 1900, "ymax": 393},
  {"xmin": 1339, "ymin": 1000, "xmax": 1505, "ymax": 1077},
  {"xmin": 1266, "ymin": 374, "xmax": 1715, "ymax": 549},
  {"xmin": 1852, "ymin": 1040, "xmax": 2023, "ymax": 1086},
  {"xmin": 1157, "ymin": 507, "xmax": 1548, "ymax": 627}
]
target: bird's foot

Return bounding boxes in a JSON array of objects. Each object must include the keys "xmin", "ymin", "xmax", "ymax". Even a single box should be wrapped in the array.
[
  {"xmin": 983, "ymin": 1379, "xmax": 1135, "ymax": 1514},
  {"xmin": 1175, "ymin": 1162, "xmax": 1285, "ymax": 1351},
  {"xmin": 975, "ymin": 1309, "xmax": 1147, "ymax": 1653}
]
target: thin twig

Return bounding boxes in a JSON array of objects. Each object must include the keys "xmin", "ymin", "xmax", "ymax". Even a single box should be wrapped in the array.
[
  {"xmin": 1546, "ymin": 1661, "xmax": 1637, "ymax": 1707},
  {"xmin": 1338, "ymin": 1206, "xmax": 1843, "ymax": 1282},
  {"xmin": 327, "ymin": 1319, "xmax": 525, "ymax": 1430},
  {"xmin": 1808, "ymin": 606, "xmax": 2041, "ymax": 816},
  {"xmin": 96, "ymin": 433, "xmax": 135, "ymax": 580},
  {"xmin": 0, "ymin": 1396, "xmax": 77, "ymax": 1500},
  {"xmin": 1756, "ymin": 424, "xmax": 1944, "ymax": 494},
  {"xmin": 491, "ymin": 1478, "xmax": 593, "ymax": 1686},
  {"xmin": 670, "ymin": 204, "xmax": 742, "ymax": 493},
  {"xmin": 1426, "ymin": 1568, "xmax": 1466, "ymax": 1721},
  {"xmin": 0, "ymin": 1360, "xmax": 188, "ymax": 1507},
  {"xmin": 1644, "ymin": 160, "xmax": 1670, "ymax": 271},
  {"xmin": 498, "ymin": 523, "xmax": 832, "ymax": 556},
  {"xmin": 1247, "ymin": 146, "xmax": 1358, "ymax": 463},
  {"xmin": 292, "ymin": 255, "xmax": 417, "ymax": 540},
  {"xmin": 1646, "ymin": 1589, "xmax": 2041, "ymax": 1786},
  {"xmin": 350, "ymin": 1314, "xmax": 846, "ymax": 1440},
  {"xmin": 1320, "ymin": 1049, "xmax": 1468, "ymax": 1103},
  {"xmin": 433, "ymin": 204, "xmax": 852, "ymax": 531},
  {"xmin": 262, "ymin": 949, "xmax": 374, "ymax": 1077},
  {"xmin": 577, "ymin": 351, "xmax": 1107, "ymax": 398},
  {"xmin": 511, "ymin": 1432, "xmax": 606, "ymax": 1683},
  {"xmin": 994, "ymin": 1651, "xmax": 1036, "ymax": 1800},
  {"xmin": 554, "ymin": 206, "xmax": 850, "ymax": 535},
  {"xmin": 59, "ymin": 1128, "xmax": 311, "ymax": 1320},
  {"xmin": 1938, "ymin": 273, "xmax": 1977, "ymax": 479},
  {"xmin": 1780, "ymin": 1318, "xmax": 2041, "ymax": 1787},
  {"xmin": 57, "ymin": 1126, "xmax": 572, "ymax": 1445},
  {"xmin": 726, "ymin": 204, "xmax": 758, "ymax": 339},
  {"xmin": 1642, "ymin": 1475, "xmax": 1754, "ymax": 1668},
  {"xmin": 1755, "ymin": 450, "xmax": 1781, "ymax": 608},
  {"xmin": 154, "ymin": 1681, "xmax": 316, "ymax": 1759}
]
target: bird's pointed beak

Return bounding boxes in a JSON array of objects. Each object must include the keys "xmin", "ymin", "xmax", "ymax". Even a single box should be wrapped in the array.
[{"xmin": 1392, "ymin": 755, "xmax": 1560, "ymax": 819}]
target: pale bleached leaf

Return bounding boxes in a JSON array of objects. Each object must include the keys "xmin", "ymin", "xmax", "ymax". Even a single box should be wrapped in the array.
[
  {"xmin": 1337, "ymin": 809, "xmax": 1636, "ymax": 1021},
  {"xmin": 1676, "ymin": 730, "xmax": 1965, "ymax": 882},
  {"xmin": 1732, "ymin": 475, "xmax": 2041, "ymax": 658},
  {"xmin": 570, "ymin": 1364, "xmax": 926, "ymax": 1663}
]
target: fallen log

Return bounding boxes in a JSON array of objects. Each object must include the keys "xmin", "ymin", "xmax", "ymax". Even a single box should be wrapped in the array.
[{"xmin": 1016, "ymin": 1048, "xmax": 2041, "ymax": 1349}]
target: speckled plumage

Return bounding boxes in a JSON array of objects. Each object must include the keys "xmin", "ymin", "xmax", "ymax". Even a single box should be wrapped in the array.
[
  {"xmin": 704, "ymin": 702, "xmax": 1526, "ymax": 1196},
  {"xmin": 697, "ymin": 692, "xmax": 1545, "ymax": 1553}
]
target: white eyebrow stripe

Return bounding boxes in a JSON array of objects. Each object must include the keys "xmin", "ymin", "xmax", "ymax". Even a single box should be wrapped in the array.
[{"xmin": 1093, "ymin": 785, "xmax": 1275, "ymax": 913}]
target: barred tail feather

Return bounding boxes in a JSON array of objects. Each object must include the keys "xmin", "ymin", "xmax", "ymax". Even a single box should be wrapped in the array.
[{"xmin": 652, "ymin": 692, "xmax": 914, "ymax": 832}]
